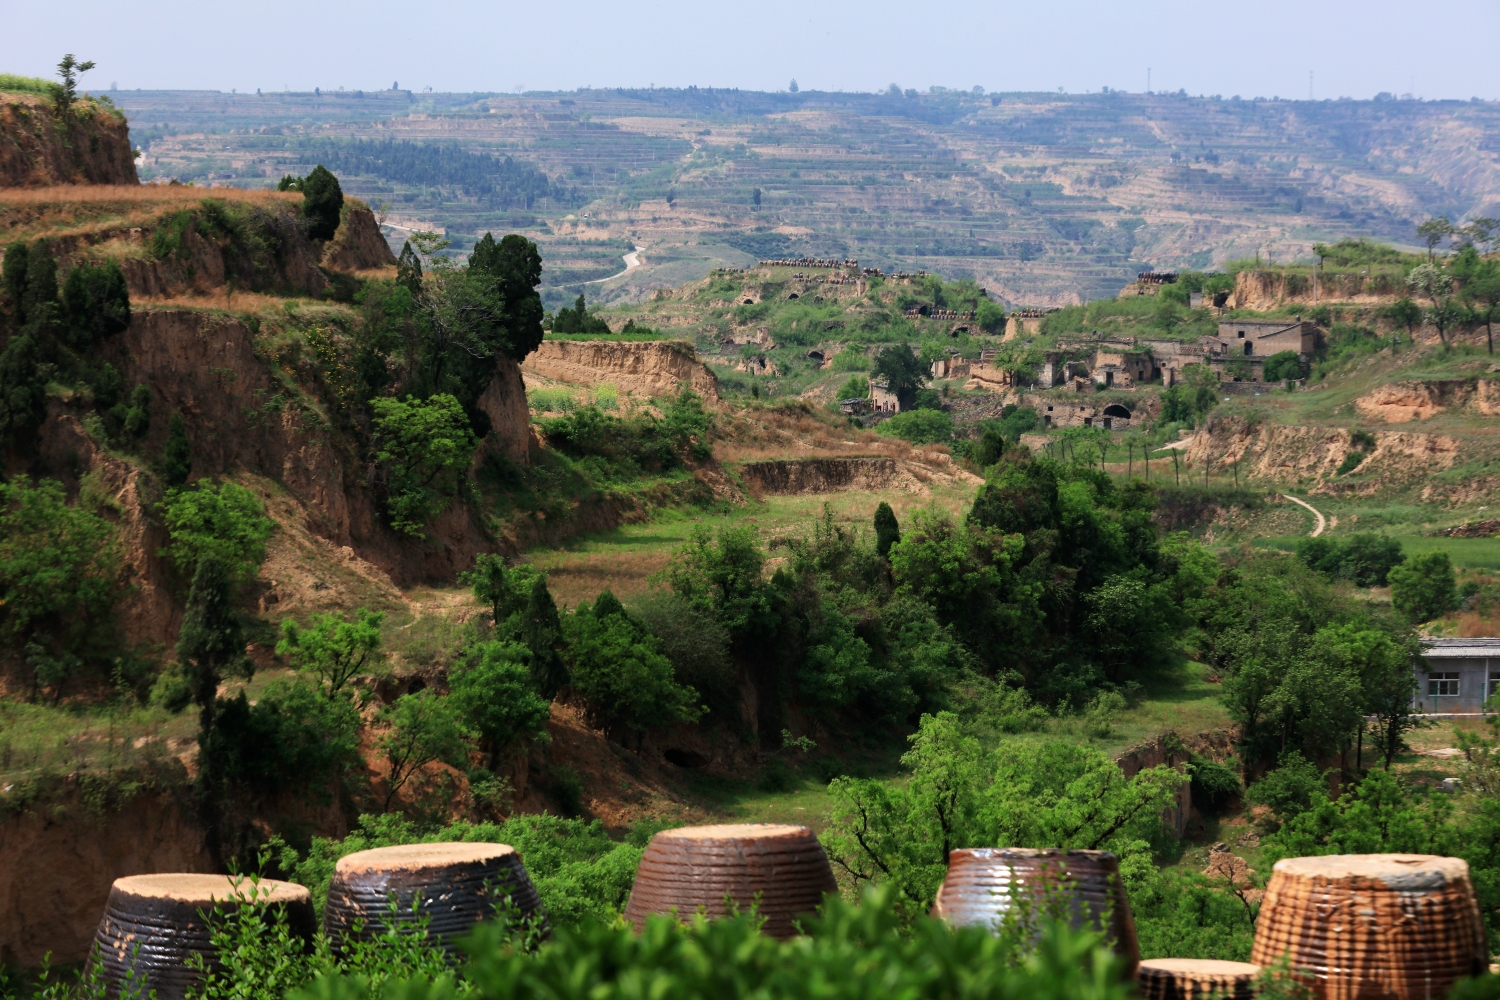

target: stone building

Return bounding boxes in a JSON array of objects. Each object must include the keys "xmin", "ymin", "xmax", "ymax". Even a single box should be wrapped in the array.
[
  {"xmin": 1414, "ymin": 638, "xmax": 1500, "ymax": 714},
  {"xmin": 870, "ymin": 377, "xmax": 900, "ymax": 413},
  {"xmin": 1217, "ymin": 320, "xmax": 1318, "ymax": 359}
]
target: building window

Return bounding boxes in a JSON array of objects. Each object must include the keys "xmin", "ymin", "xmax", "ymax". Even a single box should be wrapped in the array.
[
  {"xmin": 1429, "ymin": 672, "xmax": 1461, "ymax": 697},
  {"xmin": 1488, "ymin": 672, "xmax": 1500, "ymax": 703}
]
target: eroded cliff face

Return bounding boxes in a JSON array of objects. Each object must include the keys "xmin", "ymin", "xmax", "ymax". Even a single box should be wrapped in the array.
[
  {"xmin": 523, "ymin": 340, "xmax": 719, "ymax": 403},
  {"xmin": 0, "ymin": 788, "xmax": 212, "ymax": 968},
  {"xmin": 1186, "ymin": 414, "xmax": 1459, "ymax": 492},
  {"xmin": 1229, "ymin": 268, "xmax": 1404, "ymax": 311},
  {"xmin": 0, "ymin": 93, "xmax": 139, "ymax": 187},
  {"xmin": 478, "ymin": 354, "xmax": 531, "ymax": 467},
  {"xmin": 321, "ymin": 204, "xmax": 397, "ymax": 273}
]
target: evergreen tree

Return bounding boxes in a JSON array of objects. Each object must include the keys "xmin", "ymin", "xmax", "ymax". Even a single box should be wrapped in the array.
[
  {"xmin": 1, "ymin": 241, "xmax": 28, "ymax": 318},
  {"xmin": 162, "ymin": 412, "xmax": 191, "ymax": 486},
  {"xmin": 874, "ymin": 502, "xmax": 901, "ymax": 558},
  {"xmin": 61, "ymin": 260, "xmax": 130, "ymax": 347},
  {"xmin": 299, "ymin": 165, "xmax": 344, "ymax": 241},
  {"xmin": 176, "ymin": 556, "xmax": 249, "ymax": 740},
  {"xmin": 21, "ymin": 242, "xmax": 58, "ymax": 324},
  {"xmin": 0, "ymin": 333, "xmax": 49, "ymax": 451},
  {"xmin": 464, "ymin": 232, "xmax": 545, "ymax": 360},
  {"xmin": 522, "ymin": 575, "xmax": 567, "ymax": 699},
  {"xmin": 396, "ymin": 240, "xmax": 423, "ymax": 297}
]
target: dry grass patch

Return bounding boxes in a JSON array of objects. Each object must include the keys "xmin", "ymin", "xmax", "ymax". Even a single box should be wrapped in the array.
[{"xmin": 0, "ymin": 185, "xmax": 298, "ymax": 244}]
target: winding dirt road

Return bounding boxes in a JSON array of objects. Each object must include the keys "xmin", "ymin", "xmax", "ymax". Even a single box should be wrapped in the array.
[{"xmin": 1284, "ymin": 495, "xmax": 1327, "ymax": 537}]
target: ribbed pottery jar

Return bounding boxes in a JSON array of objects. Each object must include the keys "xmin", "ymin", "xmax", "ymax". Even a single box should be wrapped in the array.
[
  {"xmin": 323, "ymin": 843, "xmax": 544, "ymax": 956},
  {"xmin": 93, "ymin": 874, "xmax": 314, "ymax": 1000},
  {"xmin": 1251, "ymin": 854, "xmax": 1486, "ymax": 1000},
  {"xmin": 1137, "ymin": 958, "xmax": 1261, "ymax": 1000},
  {"xmin": 932, "ymin": 848, "xmax": 1140, "ymax": 978},
  {"xmin": 623, "ymin": 823, "xmax": 837, "ymax": 939}
]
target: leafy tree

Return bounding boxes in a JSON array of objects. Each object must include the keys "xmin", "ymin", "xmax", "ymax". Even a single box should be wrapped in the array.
[
  {"xmin": 21, "ymin": 239, "xmax": 58, "ymax": 323},
  {"xmin": 299, "ymin": 165, "xmax": 344, "ymax": 241},
  {"xmin": 837, "ymin": 374, "xmax": 869, "ymax": 400},
  {"xmin": 632, "ymin": 590, "xmax": 736, "ymax": 721},
  {"xmin": 876, "ymin": 409, "xmax": 952, "ymax": 444},
  {"xmin": 177, "ymin": 556, "xmax": 252, "ymax": 740},
  {"xmin": 975, "ymin": 298, "xmax": 1006, "ymax": 334},
  {"xmin": 60, "ymin": 260, "xmax": 130, "ymax": 346},
  {"xmin": 823, "ymin": 712, "xmax": 1184, "ymax": 916},
  {"xmin": 1389, "ymin": 551, "xmax": 1458, "ymax": 623},
  {"xmin": 874, "ymin": 502, "xmax": 901, "ymax": 558},
  {"xmin": 1295, "ymin": 533, "xmax": 1405, "ymax": 587},
  {"xmin": 378, "ymin": 690, "xmax": 473, "ymax": 812},
  {"xmin": 449, "ymin": 639, "xmax": 551, "ymax": 770},
  {"xmin": 872, "ymin": 343, "xmax": 928, "ymax": 408},
  {"xmin": 0, "ymin": 331, "xmax": 51, "ymax": 453},
  {"xmin": 1455, "ymin": 248, "xmax": 1500, "ymax": 355},
  {"xmin": 0, "ymin": 476, "xmax": 119, "ymax": 700},
  {"xmin": 162, "ymin": 412, "xmax": 192, "ymax": 485},
  {"xmin": 751, "ymin": 187, "xmax": 761, "ymax": 207},
  {"xmin": 275, "ymin": 608, "xmax": 385, "ymax": 699},
  {"xmin": 1261, "ymin": 350, "xmax": 1302, "ymax": 382},
  {"xmin": 52, "ymin": 54, "xmax": 95, "ymax": 117},
  {"xmin": 203, "ymin": 678, "xmax": 362, "ymax": 805},
  {"xmin": 1407, "ymin": 262, "xmax": 1461, "ymax": 348},
  {"xmin": 551, "ymin": 293, "xmax": 612, "ymax": 335},
  {"xmin": 1417, "ymin": 216, "xmax": 1454, "ymax": 260},
  {"xmin": 461, "ymin": 553, "xmax": 537, "ymax": 626},
  {"xmin": 159, "ymin": 480, "xmax": 274, "ymax": 583},
  {"xmin": 972, "ymin": 428, "xmax": 1006, "ymax": 468},
  {"xmin": 370, "ymin": 394, "xmax": 478, "ymax": 536},
  {"xmin": 1384, "ymin": 297, "xmax": 1422, "ymax": 341},
  {"xmin": 564, "ymin": 596, "xmax": 702, "ymax": 741}
]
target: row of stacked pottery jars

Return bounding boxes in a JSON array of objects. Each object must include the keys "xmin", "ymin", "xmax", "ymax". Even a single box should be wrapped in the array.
[
  {"xmin": 92, "ymin": 845, "xmax": 545, "ymax": 1000},
  {"xmin": 930, "ymin": 848, "xmax": 1142, "ymax": 977},
  {"xmin": 624, "ymin": 823, "xmax": 838, "ymax": 938},
  {"xmin": 1250, "ymin": 854, "xmax": 1487, "ymax": 1000},
  {"xmin": 94, "ymin": 874, "xmax": 317, "ymax": 1000}
]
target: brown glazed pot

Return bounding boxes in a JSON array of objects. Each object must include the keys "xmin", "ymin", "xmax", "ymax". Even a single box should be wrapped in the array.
[
  {"xmin": 931, "ymin": 848, "xmax": 1140, "ymax": 978},
  {"xmin": 1251, "ymin": 854, "xmax": 1486, "ymax": 1000},
  {"xmin": 323, "ymin": 843, "xmax": 544, "ymax": 956},
  {"xmin": 94, "ymin": 874, "xmax": 314, "ymax": 1000},
  {"xmin": 1137, "ymin": 958, "xmax": 1261, "ymax": 1000},
  {"xmin": 623, "ymin": 823, "xmax": 837, "ymax": 939}
]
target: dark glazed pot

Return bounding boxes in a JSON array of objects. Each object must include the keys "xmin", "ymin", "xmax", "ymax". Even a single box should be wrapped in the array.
[
  {"xmin": 1138, "ymin": 958, "xmax": 1261, "ymax": 1000},
  {"xmin": 93, "ymin": 874, "xmax": 314, "ymax": 1000},
  {"xmin": 931, "ymin": 848, "xmax": 1140, "ymax": 978},
  {"xmin": 323, "ymin": 843, "xmax": 544, "ymax": 956},
  {"xmin": 1251, "ymin": 854, "xmax": 1486, "ymax": 1000},
  {"xmin": 623, "ymin": 823, "xmax": 837, "ymax": 939}
]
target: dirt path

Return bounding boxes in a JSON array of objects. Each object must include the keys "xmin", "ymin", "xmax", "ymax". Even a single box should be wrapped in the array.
[
  {"xmin": 585, "ymin": 245, "xmax": 645, "ymax": 284},
  {"xmin": 1284, "ymin": 494, "xmax": 1327, "ymax": 537}
]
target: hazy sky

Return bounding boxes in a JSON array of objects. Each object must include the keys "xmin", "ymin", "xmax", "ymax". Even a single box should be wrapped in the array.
[{"xmin": 3, "ymin": 0, "xmax": 1497, "ymax": 101}]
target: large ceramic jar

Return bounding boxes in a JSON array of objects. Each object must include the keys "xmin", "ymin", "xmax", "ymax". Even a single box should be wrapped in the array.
[
  {"xmin": 623, "ymin": 823, "xmax": 837, "ymax": 939},
  {"xmin": 932, "ymin": 848, "xmax": 1140, "ymax": 978},
  {"xmin": 323, "ymin": 843, "xmax": 544, "ymax": 956},
  {"xmin": 1251, "ymin": 854, "xmax": 1486, "ymax": 1000},
  {"xmin": 1137, "ymin": 958, "xmax": 1261, "ymax": 1000},
  {"xmin": 94, "ymin": 874, "xmax": 314, "ymax": 1000}
]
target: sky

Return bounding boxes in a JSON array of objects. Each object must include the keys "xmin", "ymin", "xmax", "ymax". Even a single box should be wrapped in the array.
[{"xmin": 2, "ymin": 0, "xmax": 1498, "ymax": 101}]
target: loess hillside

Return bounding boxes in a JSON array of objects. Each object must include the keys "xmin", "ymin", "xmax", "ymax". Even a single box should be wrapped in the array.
[{"xmin": 113, "ymin": 87, "xmax": 1500, "ymax": 307}]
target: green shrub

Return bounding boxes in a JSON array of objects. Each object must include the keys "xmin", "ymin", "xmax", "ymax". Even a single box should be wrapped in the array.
[
  {"xmin": 564, "ymin": 597, "xmax": 702, "ymax": 739},
  {"xmin": 837, "ymin": 374, "xmax": 869, "ymax": 400},
  {"xmin": 0, "ymin": 476, "xmax": 120, "ymax": 699},
  {"xmin": 1389, "ymin": 551, "xmax": 1459, "ymax": 623},
  {"xmin": 1261, "ymin": 350, "xmax": 1301, "ymax": 382},
  {"xmin": 371, "ymin": 394, "xmax": 478, "ymax": 536},
  {"xmin": 159, "ymin": 480, "xmax": 274, "ymax": 583},
  {"xmin": 1244, "ymin": 751, "xmax": 1325, "ymax": 827},
  {"xmin": 876, "ymin": 408, "xmax": 953, "ymax": 444},
  {"xmin": 1188, "ymin": 756, "xmax": 1241, "ymax": 815},
  {"xmin": 202, "ymin": 679, "xmax": 362, "ymax": 804},
  {"xmin": 1295, "ymin": 533, "xmax": 1404, "ymax": 587},
  {"xmin": 448, "ymin": 639, "xmax": 551, "ymax": 770}
]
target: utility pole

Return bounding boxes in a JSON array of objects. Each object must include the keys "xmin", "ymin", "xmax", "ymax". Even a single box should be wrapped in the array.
[{"xmin": 1147, "ymin": 68, "xmax": 1152, "ymax": 93}]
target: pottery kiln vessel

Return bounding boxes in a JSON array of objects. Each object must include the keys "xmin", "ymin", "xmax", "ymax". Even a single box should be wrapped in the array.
[
  {"xmin": 1250, "ymin": 854, "xmax": 1486, "ymax": 1000},
  {"xmin": 323, "ymin": 842, "xmax": 544, "ymax": 955},
  {"xmin": 623, "ymin": 823, "xmax": 837, "ymax": 939},
  {"xmin": 93, "ymin": 874, "xmax": 314, "ymax": 1000},
  {"xmin": 932, "ymin": 848, "xmax": 1140, "ymax": 977}
]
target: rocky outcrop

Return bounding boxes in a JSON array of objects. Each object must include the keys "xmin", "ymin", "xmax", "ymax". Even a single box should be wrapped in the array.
[
  {"xmin": 1355, "ymin": 378, "xmax": 1500, "ymax": 422},
  {"xmin": 738, "ymin": 457, "xmax": 920, "ymax": 495},
  {"xmin": 322, "ymin": 204, "xmax": 396, "ymax": 272},
  {"xmin": 478, "ymin": 354, "xmax": 531, "ymax": 467},
  {"xmin": 523, "ymin": 340, "xmax": 719, "ymax": 403},
  {"xmin": 0, "ymin": 93, "xmax": 138, "ymax": 187}
]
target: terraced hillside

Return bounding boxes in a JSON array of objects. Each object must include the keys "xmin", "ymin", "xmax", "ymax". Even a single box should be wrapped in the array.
[{"xmin": 115, "ymin": 88, "xmax": 1500, "ymax": 308}]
